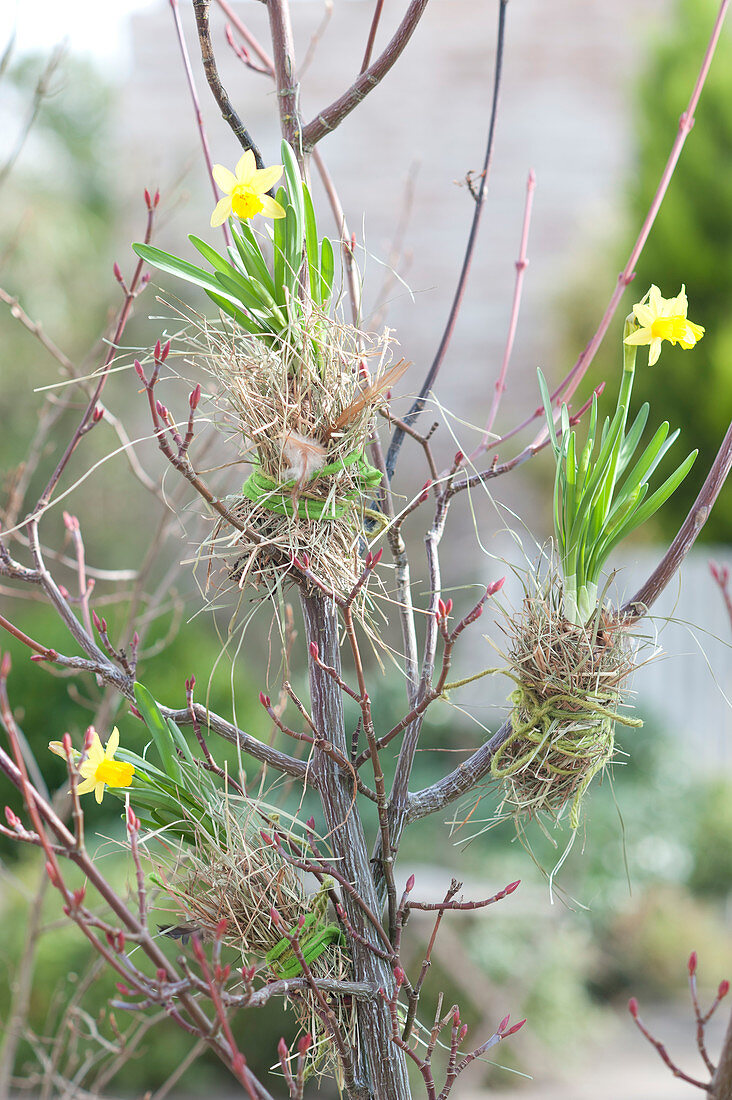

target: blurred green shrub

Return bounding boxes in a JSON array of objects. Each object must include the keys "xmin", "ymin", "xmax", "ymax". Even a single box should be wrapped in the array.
[
  {"xmin": 561, "ymin": 0, "xmax": 732, "ymax": 541},
  {"xmin": 593, "ymin": 884, "xmax": 730, "ymax": 999},
  {"xmin": 688, "ymin": 778, "xmax": 732, "ymax": 898}
]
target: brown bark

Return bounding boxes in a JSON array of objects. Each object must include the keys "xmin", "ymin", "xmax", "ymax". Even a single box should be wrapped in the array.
[
  {"xmin": 711, "ymin": 1009, "xmax": 732, "ymax": 1099},
  {"xmin": 301, "ymin": 592, "xmax": 411, "ymax": 1100}
]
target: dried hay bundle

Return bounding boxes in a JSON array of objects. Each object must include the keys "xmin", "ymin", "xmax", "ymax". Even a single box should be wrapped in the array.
[
  {"xmin": 156, "ymin": 797, "xmax": 354, "ymax": 1079},
  {"xmin": 492, "ymin": 583, "xmax": 642, "ymax": 829},
  {"xmin": 192, "ymin": 308, "xmax": 404, "ymax": 599}
]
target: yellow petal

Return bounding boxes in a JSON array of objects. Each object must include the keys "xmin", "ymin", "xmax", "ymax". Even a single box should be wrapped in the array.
[
  {"xmin": 648, "ymin": 338, "xmax": 662, "ymax": 366},
  {"xmin": 210, "ymin": 196, "xmax": 233, "ymax": 228},
  {"xmin": 49, "ymin": 740, "xmax": 67, "ymax": 759},
  {"xmin": 235, "ymin": 150, "xmax": 256, "ymax": 184},
  {"xmin": 105, "ymin": 726, "xmax": 120, "ymax": 759},
  {"xmin": 76, "ymin": 777, "xmax": 97, "ymax": 796},
  {"xmin": 94, "ymin": 783, "xmax": 105, "ymax": 805},
  {"xmin": 623, "ymin": 328, "xmax": 652, "ymax": 346},
  {"xmin": 212, "ymin": 164, "xmax": 237, "ymax": 193},
  {"xmin": 633, "ymin": 304, "xmax": 655, "ymax": 327},
  {"xmin": 260, "ymin": 194, "xmax": 286, "ymax": 219},
  {"xmin": 648, "ymin": 285, "xmax": 663, "ymax": 315},
  {"xmin": 251, "ymin": 164, "xmax": 283, "ymax": 193},
  {"xmin": 86, "ymin": 728, "xmax": 104, "ymax": 765},
  {"xmin": 667, "ymin": 284, "xmax": 688, "ymax": 317}
]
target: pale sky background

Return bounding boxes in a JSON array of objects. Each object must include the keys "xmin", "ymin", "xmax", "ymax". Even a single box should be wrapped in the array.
[{"xmin": 2, "ymin": 0, "xmax": 158, "ymax": 64}]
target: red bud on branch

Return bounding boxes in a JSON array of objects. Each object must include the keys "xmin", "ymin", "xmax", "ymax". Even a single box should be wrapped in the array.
[
  {"xmin": 504, "ymin": 1019, "xmax": 526, "ymax": 1036},
  {"xmin": 298, "ymin": 1033, "xmax": 312, "ymax": 1055},
  {"xmin": 628, "ymin": 997, "xmax": 639, "ymax": 1018}
]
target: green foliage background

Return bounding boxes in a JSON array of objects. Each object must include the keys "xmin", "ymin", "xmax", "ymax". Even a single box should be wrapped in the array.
[{"xmin": 565, "ymin": 0, "xmax": 732, "ymax": 542}]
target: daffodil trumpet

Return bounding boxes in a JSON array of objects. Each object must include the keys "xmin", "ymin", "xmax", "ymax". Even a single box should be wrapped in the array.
[{"xmin": 541, "ymin": 286, "xmax": 701, "ymax": 627}]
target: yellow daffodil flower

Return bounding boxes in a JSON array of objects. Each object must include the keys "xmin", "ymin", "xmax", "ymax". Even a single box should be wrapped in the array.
[
  {"xmin": 623, "ymin": 284, "xmax": 704, "ymax": 366},
  {"xmin": 50, "ymin": 727, "xmax": 134, "ymax": 804},
  {"xmin": 210, "ymin": 150, "xmax": 285, "ymax": 227}
]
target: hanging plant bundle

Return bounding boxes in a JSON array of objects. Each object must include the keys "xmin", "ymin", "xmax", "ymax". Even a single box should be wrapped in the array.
[
  {"xmin": 492, "ymin": 580, "xmax": 641, "ymax": 829},
  {"xmin": 162, "ymin": 807, "xmax": 355, "ymax": 1080},
  {"xmin": 490, "ymin": 288, "xmax": 703, "ymax": 831},
  {"xmin": 134, "ymin": 141, "xmax": 406, "ymax": 603},
  {"xmin": 198, "ymin": 308, "xmax": 401, "ymax": 599},
  {"xmin": 115, "ymin": 684, "xmax": 354, "ymax": 1080}
]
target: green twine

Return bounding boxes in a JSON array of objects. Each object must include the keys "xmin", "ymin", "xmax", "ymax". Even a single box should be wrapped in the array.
[
  {"xmin": 265, "ymin": 912, "xmax": 346, "ymax": 979},
  {"xmin": 242, "ymin": 450, "xmax": 382, "ymax": 522},
  {"xmin": 491, "ymin": 681, "xmax": 643, "ymax": 829}
]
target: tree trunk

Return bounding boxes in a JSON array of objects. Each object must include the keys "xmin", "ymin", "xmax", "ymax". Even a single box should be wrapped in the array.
[
  {"xmin": 711, "ymin": 1008, "xmax": 732, "ymax": 1099},
  {"xmin": 301, "ymin": 592, "xmax": 411, "ymax": 1100}
]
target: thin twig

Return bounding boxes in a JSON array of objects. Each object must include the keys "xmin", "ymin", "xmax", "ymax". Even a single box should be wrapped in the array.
[
  {"xmin": 169, "ymin": 0, "xmax": 230, "ymax": 247},
  {"xmin": 191, "ymin": 0, "xmax": 265, "ymax": 165},
  {"xmin": 386, "ymin": 0, "xmax": 508, "ymax": 480},
  {"xmin": 474, "ymin": 167, "xmax": 535, "ymax": 449},
  {"xmin": 302, "ymin": 0, "xmax": 431, "ymax": 150}
]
